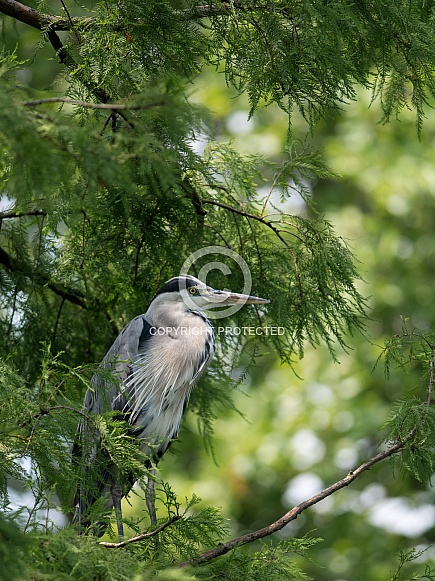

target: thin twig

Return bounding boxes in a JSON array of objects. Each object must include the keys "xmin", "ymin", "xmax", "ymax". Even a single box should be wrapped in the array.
[
  {"xmin": 58, "ymin": 0, "xmax": 79, "ymax": 42},
  {"xmin": 0, "ymin": 0, "xmax": 94, "ymax": 29},
  {"xmin": 202, "ymin": 198, "xmax": 312, "ymax": 300},
  {"xmin": 52, "ymin": 297, "xmax": 65, "ymax": 345},
  {"xmin": 100, "ymin": 112, "xmax": 114, "ymax": 135},
  {"xmin": 99, "ymin": 515, "xmax": 181, "ymax": 548},
  {"xmin": 31, "ymin": 12, "xmax": 135, "ymax": 128},
  {"xmin": 0, "ymin": 209, "xmax": 47, "ymax": 220},
  {"xmin": 7, "ymin": 283, "xmax": 18, "ymax": 338},
  {"xmin": 202, "ymin": 199, "xmax": 294, "ymax": 246},
  {"xmin": 23, "ymin": 97, "xmax": 165, "ymax": 110},
  {"xmin": 204, "ymin": 224, "xmax": 232, "ymax": 248},
  {"xmin": 0, "ymin": 0, "xmax": 271, "ymax": 31},
  {"xmin": 178, "ymin": 430, "xmax": 416, "ymax": 567},
  {"xmin": 186, "ymin": 2, "xmax": 269, "ymax": 19},
  {"xmin": 19, "ymin": 404, "xmax": 99, "ymax": 432},
  {"xmin": 428, "ymin": 346, "xmax": 434, "ymax": 405},
  {"xmin": 260, "ymin": 165, "xmax": 285, "ymax": 218}
]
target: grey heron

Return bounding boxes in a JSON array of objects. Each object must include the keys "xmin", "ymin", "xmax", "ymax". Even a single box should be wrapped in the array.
[{"xmin": 73, "ymin": 274, "xmax": 268, "ymax": 538}]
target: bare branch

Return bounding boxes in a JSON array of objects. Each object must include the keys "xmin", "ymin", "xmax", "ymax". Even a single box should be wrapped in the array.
[
  {"xmin": 100, "ymin": 515, "xmax": 182, "ymax": 548},
  {"xmin": 0, "ymin": 0, "xmax": 124, "ymax": 110},
  {"xmin": 202, "ymin": 197, "xmax": 307, "ymax": 300},
  {"xmin": 202, "ymin": 198, "xmax": 291, "ymax": 246},
  {"xmin": 0, "ymin": 0, "xmax": 94, "ymax": 30},
  {"xmin": 0, "ymin": 0, "xmax": 47, "ymax": 29},
  {"xmin": 0, "ymin": 0, "xmax": 269, "ymax": 31},
  {"xmin": 178, "ymin": 430, "xmax": 416, "ymax": 567}
]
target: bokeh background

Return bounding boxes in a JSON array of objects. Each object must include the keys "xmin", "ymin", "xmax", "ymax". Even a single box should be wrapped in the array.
[
  {"xmin": 159, "ymin": 71, "xmax": 435, "ymax": 579},
  {"xmin": 3, "ymin": 14, "xmax": 435, "ymax": 581}
]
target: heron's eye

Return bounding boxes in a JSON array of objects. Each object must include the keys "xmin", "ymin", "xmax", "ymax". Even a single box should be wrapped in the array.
[{"xmin": 189, "ymin": 287, "xmax": 198, "ymax": 295}]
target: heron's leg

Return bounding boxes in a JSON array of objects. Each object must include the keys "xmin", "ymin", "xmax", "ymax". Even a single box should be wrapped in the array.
[
  {"xmin": 110, "ymin": 480, "xmax": 124, "ymax": 540},
  {"xmin": 145, "ymin": 469, "xmax": 157, "ymax": 525}
]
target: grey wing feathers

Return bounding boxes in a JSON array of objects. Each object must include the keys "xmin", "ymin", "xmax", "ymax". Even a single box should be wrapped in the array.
[
  {"xmin": 190, "ymin": 320, "xmax": 215, "ymax": 384},
  {"xmin": 84, "ymin": 316, "xmax": 154, "ymax": 416},
  {"xmin": 73, "ymin": 316, "xmax": 154, "ymax": 526},
  {"xmin": 73, "ymin": 313, "xmax": 212, "ymax": 530}
]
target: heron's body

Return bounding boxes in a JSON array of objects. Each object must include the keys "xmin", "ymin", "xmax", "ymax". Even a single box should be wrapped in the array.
[
  {"xmin": 73, "ymin": 275, "xmax": 267, "ymax": 537},
  {"xmin": 85, "ymin": 306, "xmax": 214, "ymax": 459}
]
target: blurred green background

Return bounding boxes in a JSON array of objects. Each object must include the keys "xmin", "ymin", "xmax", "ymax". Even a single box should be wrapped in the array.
[
  {"xmin": 3, "ymin": 10, "xmax": 435, "ymax": 580},
  {"xmin": 159, "ymin": 72, "xmax": 435, "ymax": 580}
]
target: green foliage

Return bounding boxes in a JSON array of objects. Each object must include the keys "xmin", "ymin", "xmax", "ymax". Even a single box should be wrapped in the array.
[
  {"xmin": 383, "ymin": 397, "xmax": 435, "ymax": 483},
  {"xmin": 0, "ymin": 347, "xmax": 91, "ymax": 515},
  {"xmin": 1, "ymin": 0, "xmax": 435, "ymax": 579},
  {"xmin": 0, "ymin": 513, "xmax": 27, "ymax": 581},
  {"xmin": 380, "ymin": 324, "xmax": 435, "ymax": 483},
  {"xmin": 0, "ymin": 49, "xmax": 367, "ymax": 379},
  {"xmin": 152, "ymin": 490, "xmax": 229, "ymax": 564},
  {"xmin": 387, "ymin": 548, "xmax": 435, "ymax": 581},
  {"xmin": 195, "ymin": 536, "xmax": 322, "ymax": 580},
  {"xmin": 28, "ymin": 528, "xmax": 139, "ymax": 581},
  {"xmin": 381, "ymin": 322, "xmax": 435, "ymax": 388},
  {"xmin": 0, "ymin": 350, "xmax": 231, "ymax": 578}
]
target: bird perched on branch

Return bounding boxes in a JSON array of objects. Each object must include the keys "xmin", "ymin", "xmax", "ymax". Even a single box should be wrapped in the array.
[{"xmin": 73, "ymin": 274, "xmax": 268, "ymax": 538}]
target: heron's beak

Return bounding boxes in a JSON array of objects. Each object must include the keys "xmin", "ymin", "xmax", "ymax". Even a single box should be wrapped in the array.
[{"xmin": 203, "ymin": 289, "xmax": 270, "ymax": 305}]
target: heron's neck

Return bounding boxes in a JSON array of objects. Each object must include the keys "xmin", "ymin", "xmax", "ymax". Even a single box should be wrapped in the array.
[{"xmin": 147, "ymin": 296, "xmax": 208, "ymax": 331}]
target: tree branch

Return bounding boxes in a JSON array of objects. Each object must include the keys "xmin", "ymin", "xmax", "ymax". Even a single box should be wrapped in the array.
[
  {"xmin": 99, "ymin": 515, "xmax": 181, "ymax": 548},
  {"xmin": 0, "ymin": 0, "xmax": 94, "ymax": 30},
  {"xmin": 0, "ymin": 0, "xmax": 268, "ymax": 31},
  {"xmin": 180, "ymin": 177, "xmax": 207, "ymax": 227},
  {"xmin": 0, "ymin": 209, "xmax": 47, "ymax": 220},
  {"xmin": 202, "ymin": 198, "xmax": 291, "ymax": 246},
  {"xmin": 0, "ymin": 0, "xmax": 115, "ymax": 106},
  {"xmin": 23, "ymin": 98, "xmax": 165, "ymax": 111},
  {"xmin": 178, "ymin": 430, "xmax": 416, "ymax": 567},
  {"xmin": 0, "ymin": 245, "xmax": 87, "ymax": 308},
  {"xmin": 0, "ymin": 0, "xmax": 47, "ymax": 28},
  {"xmin": 0, "ymin": 0, "xmax": 263, "ymax": 122},
  {"xmin": 44, "ymin": 28, "xmax": 112, "ymax": 106}
]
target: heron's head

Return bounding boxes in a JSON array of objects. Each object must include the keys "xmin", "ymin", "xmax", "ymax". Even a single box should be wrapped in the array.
[{"xmin": 153, "ymin": 275, "xmax": 269, "ymax": 311}]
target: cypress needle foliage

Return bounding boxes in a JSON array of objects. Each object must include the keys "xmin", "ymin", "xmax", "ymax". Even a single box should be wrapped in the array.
[
  {"xmin": 387, "ymin": 549, "xmax": 435, "ymax": 581},
  {"xmin": 1, "ymin": 0, "xmax": 435, "ymax": 579},
  {"xmin": 380, "ymin": 323, "xmax": 435, "ymax": 483}
]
